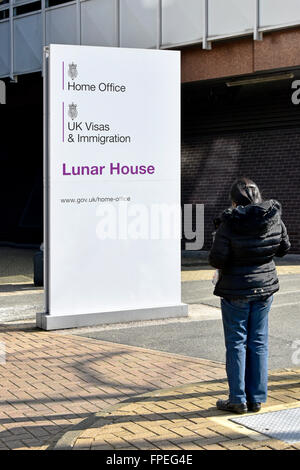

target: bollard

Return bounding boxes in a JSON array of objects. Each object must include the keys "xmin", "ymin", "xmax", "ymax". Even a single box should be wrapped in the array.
[{"xmin": 34, "ymin": 250, "xmax": 43, "ymax": 287}]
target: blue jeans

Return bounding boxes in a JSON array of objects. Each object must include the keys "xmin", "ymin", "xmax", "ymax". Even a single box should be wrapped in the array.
[{"xmin": 221, "ymin": 295, "xmax": 273, "ymax": 404}]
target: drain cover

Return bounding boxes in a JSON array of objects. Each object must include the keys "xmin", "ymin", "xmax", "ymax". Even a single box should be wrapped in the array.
[{"xmin": 231, "ymin": 407, "xmax": 300, "ymax": 444}]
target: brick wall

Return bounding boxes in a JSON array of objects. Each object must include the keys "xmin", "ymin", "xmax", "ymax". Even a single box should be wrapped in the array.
[{"xmin": 181, "ymin": 128, "xmax": 300, "ymax": 253}]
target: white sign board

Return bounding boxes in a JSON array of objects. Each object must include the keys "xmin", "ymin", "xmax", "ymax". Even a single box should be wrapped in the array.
[{"xmin": 38, "ymin": 44, "xmax": 187, "ymax": 330}]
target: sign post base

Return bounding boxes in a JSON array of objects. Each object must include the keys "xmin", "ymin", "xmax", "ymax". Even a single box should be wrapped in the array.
[{"xmin": 36, "ymin": 304, "xmax": 188, "ymax": 331}]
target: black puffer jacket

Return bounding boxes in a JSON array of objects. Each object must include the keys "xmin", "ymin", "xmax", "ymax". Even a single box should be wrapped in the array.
[{"xmin": 209, "ymin": 200, "xmax": 291, "ymax": 300}]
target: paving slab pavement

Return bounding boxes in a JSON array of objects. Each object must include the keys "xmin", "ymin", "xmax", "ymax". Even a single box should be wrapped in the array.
[
  {"xmin": 55, "ymin": 369, "xmax": 300, "ymax": 451},
  {"xmin": 0, "ymin": 322, "xmax": 299, "ymax": 450},
  {"xmin": 0, "ymin": 249, "xmax": 299, "ymax": 450},
  {"xmin": 0, "ymin": 322, "xmax": 225, "ymax": 450}
]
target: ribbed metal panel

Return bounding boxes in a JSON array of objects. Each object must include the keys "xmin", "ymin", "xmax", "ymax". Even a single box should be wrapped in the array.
[{"xmin": 232, "ymin": 408, "xmax": 300, "ymax": 444}]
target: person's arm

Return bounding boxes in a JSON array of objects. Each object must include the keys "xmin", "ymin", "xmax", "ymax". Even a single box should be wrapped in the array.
[
  {"xmin": 208, "ymin": 223, "xmax": 231, "ymax": 269},
  {"xmin": 275, "ymin": 221, "xmax": 291, "ymax": 257}
]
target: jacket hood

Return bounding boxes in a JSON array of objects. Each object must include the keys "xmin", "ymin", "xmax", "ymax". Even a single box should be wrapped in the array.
[{"xmin": 221, "ymin": 199, "xmax": 282, "ymax": 236}]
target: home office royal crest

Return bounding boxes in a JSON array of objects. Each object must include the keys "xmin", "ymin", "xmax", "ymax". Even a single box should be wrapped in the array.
[
  {"xmin": 68, "ymin": 62, "xmax": 78, "ymax": 80},
  {"xmin": 68, "ymin": 103, "xmax": 78, "ymax": 121}
]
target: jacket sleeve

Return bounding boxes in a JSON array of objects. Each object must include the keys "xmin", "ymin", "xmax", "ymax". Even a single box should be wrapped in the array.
[
  {"xmin": 208, "ymin": 223, "xmax": 231, "ymax": 269},
  {"xmin": 275, "ymin": 221, "xmax": 291, "ymax": 257}
]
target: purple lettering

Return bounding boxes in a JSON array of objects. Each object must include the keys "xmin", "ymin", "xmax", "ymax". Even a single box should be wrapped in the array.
[{"xmin": 62, "ymin": 163, "xmax": 71, "ymax": 175}]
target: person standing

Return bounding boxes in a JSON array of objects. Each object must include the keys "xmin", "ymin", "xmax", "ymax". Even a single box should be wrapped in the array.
[{"xmin": 209, "ymin": 177, "xmax": 290, "ymax": 414}]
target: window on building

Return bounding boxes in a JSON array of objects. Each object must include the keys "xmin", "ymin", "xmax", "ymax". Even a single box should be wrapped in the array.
[
  {"xmin": 46, "ymin": 0, "xmax": 74, "ymax": 7},
  {"xmin": 0, "ymin": 8, "xmax": 9, "ymax": 20},
  {"xmin": 14, "ymin": 1, "xmax": 41, "ymax": 16}
]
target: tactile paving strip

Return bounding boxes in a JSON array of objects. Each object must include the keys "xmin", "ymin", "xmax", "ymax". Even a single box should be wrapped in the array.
[{"xmin": 231, "ymin": 408, "xmax": 300, "ymax": 444}]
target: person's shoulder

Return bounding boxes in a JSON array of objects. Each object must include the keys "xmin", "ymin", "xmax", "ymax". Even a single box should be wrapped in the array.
[
  {"xmin": 220, "ymin": 207, "xmax": 234, "ymax": 226},
  {"xmin": 220, "ymin": 207, "xmax": 234, "ymax": 221},
  {"xmin": 267, "ymin": 199, "xmax": 283, "ymax": 224},
  {"xmin": 265, "ymin": 199, "xmax": 282, "ymax": 214},
  {"xmin": 216, "ymin": 209, "xmax": 233, "ymax": 236}
]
